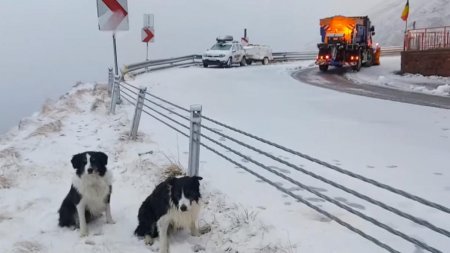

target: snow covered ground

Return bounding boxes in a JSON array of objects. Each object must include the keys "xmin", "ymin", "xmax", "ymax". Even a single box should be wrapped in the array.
[
  {"xmin": 0, "ymin": 83, "xmax": 296, "ymax": 253},
  {"xmin": 128, "ymin": 62, "xmax": 450, "ymax": 252},
  {"xmin": 345, "ymin": 56, "xmax": 450, "ymax": 96},
  {"xmin": 0, "ymin": 61, "xmax": 449, "ymax": 253}
]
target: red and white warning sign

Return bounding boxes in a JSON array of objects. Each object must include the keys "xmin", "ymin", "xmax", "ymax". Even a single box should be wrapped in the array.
[
  {"xmin": 97, "ymin": 0, "xmax": 129, "ymax": 31},
  {"xmin": 241, "ymin": 37, "xmax": 249, "ymax": 46},
  {"xmin": 142, "ymin": 27, "xmax": 155, "ymax": 43}
]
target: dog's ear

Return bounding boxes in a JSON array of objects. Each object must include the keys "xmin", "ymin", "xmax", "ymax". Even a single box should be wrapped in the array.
[
  {"xmin": 193, "ymin": 176, "xmax": 203, "ymax": 181},
  {"xmin": 71, "ymin": 153, "xmax": 85, "ymax": 169},
  {"xmin": 95, "ymin": 152, "xmax": 108, "ymax": 166},
  {"xmin": 166, "ymin": 177, "xmax": 177, "ymax": 186}
]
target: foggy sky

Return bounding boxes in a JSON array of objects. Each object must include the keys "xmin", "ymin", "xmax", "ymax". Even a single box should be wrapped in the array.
[{"xmin": 0, "ymin": 0, "xmax": 385, "ymax": 133}]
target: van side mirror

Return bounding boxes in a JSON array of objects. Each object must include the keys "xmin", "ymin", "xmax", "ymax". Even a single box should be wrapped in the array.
[{"xmin": 370, "ymin": 26, "xmax": 375, "ymax": 32}]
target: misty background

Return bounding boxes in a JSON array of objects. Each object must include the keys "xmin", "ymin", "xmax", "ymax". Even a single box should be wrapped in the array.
[{"xmin": 0, "ymin": 0, "xmax": 420, "ymax": 133}]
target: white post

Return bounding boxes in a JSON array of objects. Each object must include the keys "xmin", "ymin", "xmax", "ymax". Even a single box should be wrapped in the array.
[
  {"xmin": 188, "ymin": 105, "xmax": 202, "ymax": 176},
  {"xmin": 109, "ymin": 75, "xmax": 120, "ymax": 114},
  {"xmin": 107, "ymin": 68, "xmax": 113, "ymax": 95},
  {"xmin": 130, "ymin": 88, "xmax": 147, "ymax": 140}
]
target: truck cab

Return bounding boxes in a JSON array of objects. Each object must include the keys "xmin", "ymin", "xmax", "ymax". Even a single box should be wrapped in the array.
[{"xmin": 202, "ymin": 36, "xmax": 247, "ymax": 68}]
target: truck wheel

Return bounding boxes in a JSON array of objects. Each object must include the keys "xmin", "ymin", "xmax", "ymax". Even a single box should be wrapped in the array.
[
  {"xmin": 319, "ymin": 65, "xmax": 328, "ymax": 72},
  {"xmin": 203, "ymin": 62, "xmax": 208, "ymax": 68},
  {"xmin": 240, "ymin": 57, "xmax": 247, "ymax": 66},
  {"xmin": 262, "ymin": 57, "xmax": 269, "ymax": 65},
  {"xmin": 363, "ymin": 50, "xmax": 373, "ymax": 67},
  {"xmin": 246, "ymin": 59, "xmax": 253, "ymax": 65},
  {"xmin": 225, "ymin": 57, "xmax": 232, "ymax": 68},
  {"xmin": 352, "ymin": 55, "xmax": 362, "ymax": 71}
]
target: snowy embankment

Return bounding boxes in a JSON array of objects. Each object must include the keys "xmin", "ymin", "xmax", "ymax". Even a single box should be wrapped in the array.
[
  {"xmin": 0, "ymin": 61, "xmax": 449, "ymax": 253},
  {"xmin": 345, "ymin": 56, "xmax": 450, "ymax": 96},
  {"xmin": 0, "ymin": 83, "xmax": 290, "ymax": 253}
]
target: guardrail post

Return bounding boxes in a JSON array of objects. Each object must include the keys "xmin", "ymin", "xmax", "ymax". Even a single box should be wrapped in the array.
[
  {"xmin": 109, "ymin": 75, "xmax": 120, "ymax": 114},
  {"xmin": 130, "ymin": 87, "xmax": 147, "ymax": 140},
  {"xmin": 116, "ymin": 75, "xmax": 122, "ymax": 104},
  {"xmin": 188, "ymin": 105, "xmax": 202, "ymax": 176},
  {"xmin": 107, "ymin": 68, "xmax": 113, "ymax": 95}
]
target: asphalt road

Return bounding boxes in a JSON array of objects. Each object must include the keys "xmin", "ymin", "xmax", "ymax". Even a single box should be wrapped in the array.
[{"xmin": 292, "ymin": 67, "xmax": 450, "ymax": 109}]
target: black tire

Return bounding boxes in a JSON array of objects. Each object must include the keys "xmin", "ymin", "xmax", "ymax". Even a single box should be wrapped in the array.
[
  {"xmin": 352, "ymin": 53, "xmax": 362, "ymax": 71},
  {"xmin": 240, "ymin": 57, "xmax": 247, "ymax": 67},
  {"xmin": 262, "ymin": 57, "xmax": 269, "ymax": 65},
  {"xmin": 319, "ymin": 65, "xmax": 329, "ymax": 72},
  {"xmin": 363, "ymin": 50, "xmax": 373, "ymax": 67},
  {"xmin": 246, "ymin": 59, "xmax": 253, "ymax": 65},
  {"xmin": 203, "ymin": 62, "xmax": 208, "ymax": 68},
  {"xmin": 225, "ymin": 57, "xmax": 232, "ymax": 68}
]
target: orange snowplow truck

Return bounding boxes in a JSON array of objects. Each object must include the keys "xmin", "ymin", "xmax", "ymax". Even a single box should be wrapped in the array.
[{"xmin": 315, "ymin": 15, "xmax": 380, "ymax": 72}]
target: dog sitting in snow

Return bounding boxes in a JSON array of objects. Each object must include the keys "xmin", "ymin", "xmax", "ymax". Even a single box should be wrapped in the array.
[
  {"xmin": 58, "ymin": 151, "xmax": 114, "ymax": 236},
  {"xmin": 135, "ymin": 176, "xmax": 203, "ymax": 253}
]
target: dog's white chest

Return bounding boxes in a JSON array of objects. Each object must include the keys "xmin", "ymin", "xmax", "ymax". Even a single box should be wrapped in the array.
[
  {"xmin": 73, "ymin": 172, "xmax": 112, "ymax": 215},
  {"xmin": 166, "ymin": 202, "xmax": 200, "ymax": 228}
]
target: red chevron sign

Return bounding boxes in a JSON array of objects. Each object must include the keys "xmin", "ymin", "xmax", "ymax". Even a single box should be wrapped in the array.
[
  {"xmin": 97, "ymin": 0, "xmax": 129, "ymax": 31},
  {"xmin": 142, "ymin": 27, "xmax": 155, "ymax": 43}
]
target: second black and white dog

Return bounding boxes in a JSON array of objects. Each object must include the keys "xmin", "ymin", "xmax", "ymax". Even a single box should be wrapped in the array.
[
  {"xmin": 58, "ymin": 151, "xmax": 114, "ymax": 237},
  {"xmin": 135, "ymin": 176, "xmax": 203, "ymax": 253}
]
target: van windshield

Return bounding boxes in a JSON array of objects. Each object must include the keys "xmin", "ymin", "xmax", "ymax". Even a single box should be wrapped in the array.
[{"xmin": 211, "ymin": 44, "xmax": 232, "ymax": 50}]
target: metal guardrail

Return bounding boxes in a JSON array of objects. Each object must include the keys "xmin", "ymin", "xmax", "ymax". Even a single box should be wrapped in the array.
[
  {"xmin": 108, "ymin": 78, "xmax": 449, "ymax": 253},
  {"xmin": 122, "ymin": 47, "xmax": 403, "ymax": 76},
  {"xmin": 272, "ymin": 47, "xmax": 403, "ymax": 61},
  {"xmin": 272, "ymin": 51, "xmax": 318, "ymax": 61},
  {"xmin": 380, "ymin": 46, "xmax": 404, "ymax": 56},
  {"xmin": 122, "ymin": 54, "xmax": 202, "ymax": 76}
]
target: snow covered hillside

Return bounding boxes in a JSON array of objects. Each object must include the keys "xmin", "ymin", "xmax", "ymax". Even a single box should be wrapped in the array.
[
  {"xmin": 369, "ymin": 0, "xmax": 450, "ymax": 46},
  {"xmin": 0, "ymin": 61, "xmax": 449, "ymax": 252},
  {"xmin": 0, "ymin": 84, "xmax": 294, "ymax": 253}
]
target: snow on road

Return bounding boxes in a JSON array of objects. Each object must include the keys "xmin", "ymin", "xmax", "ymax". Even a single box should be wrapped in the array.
[
  {"xmin": 129, "ymin": 62, "xmax": 450, "ymax": 252},
  {"xmin": 345, "ymin": 56, "xmax": 450, "ymax": 96},
  {"xmin": 0, "ymin": 61, "xmax": 449, "ymax": 253}
]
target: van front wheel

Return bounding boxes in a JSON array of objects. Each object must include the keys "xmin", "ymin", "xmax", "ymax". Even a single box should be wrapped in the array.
[{"xmin": 225, "ymin": 57, "xmax": 232, "ymax": 68}]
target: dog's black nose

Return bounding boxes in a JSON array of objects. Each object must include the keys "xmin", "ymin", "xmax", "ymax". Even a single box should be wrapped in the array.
[
  {"xmin": 180, "ymin": 205, "xmax": 187, "ymax": 212},
  {"xmin": 87, "ymin": 168, "xmax": 93, "ymax": 174}
]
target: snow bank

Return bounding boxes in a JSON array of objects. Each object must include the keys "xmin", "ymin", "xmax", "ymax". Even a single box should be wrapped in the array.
[
  {"xmin": 0, "ymin": 83, "xmax": 293, "ymax": 253},
  {"xmin": 346, "ymin": 56, "xmax": 450, "ymax": 96}
]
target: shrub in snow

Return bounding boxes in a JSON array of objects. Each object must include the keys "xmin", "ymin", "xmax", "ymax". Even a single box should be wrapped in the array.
[{"xmin": 27, "ymin": 120, "xmax": 62, "ymax": 138}]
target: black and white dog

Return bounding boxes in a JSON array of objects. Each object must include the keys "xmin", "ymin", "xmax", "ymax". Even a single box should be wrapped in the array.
[
  {"xmin": 58, "ymin": 151, "xmax": 114, "ymax": 237},
  {"xmin": 135, "ymin": 176, "xmax": 203, "ymax": 253}
]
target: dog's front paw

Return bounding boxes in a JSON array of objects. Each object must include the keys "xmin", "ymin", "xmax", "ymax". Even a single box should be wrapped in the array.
[
  {"xmin": 144, "ymin": 235, "xmax": 154, "ymax": 245},
  {"xmin": 79, "ymin": 229, "xmax": 88, "ymax": 237},
  {"xmin": 191, "ymin": 230, "xmax": 201, "ymax": 237},
  {"xmin": 106, "ymin": 218, "xmax": 116, "ymax": 224},
  {"xmin": 159, "ymin": 246, "xmax": 169, "ymax": 253}
]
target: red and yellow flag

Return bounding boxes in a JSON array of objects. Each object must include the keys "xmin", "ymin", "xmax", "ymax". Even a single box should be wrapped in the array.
[{"xmin": 401, "ymin": 0, "xmax": 410, "ymax": 21}]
